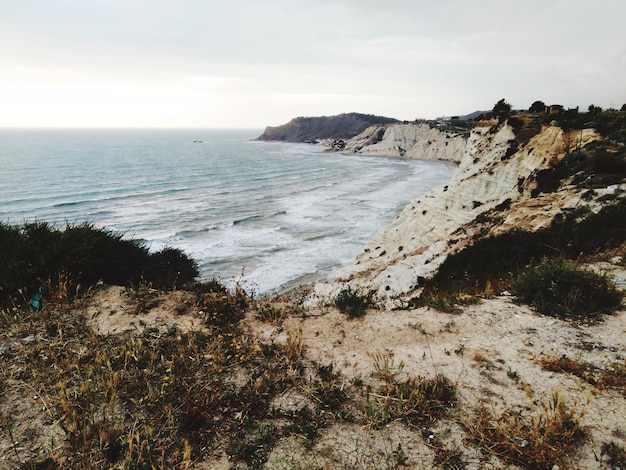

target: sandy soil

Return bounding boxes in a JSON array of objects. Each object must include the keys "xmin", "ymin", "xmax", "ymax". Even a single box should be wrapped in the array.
[
  {"xmin": 2, "ymin": 273, "xmax": 625, "ymax": 468},
  {"xmin": 97, "ymin": 262, "xmax": 626, "ymax": 469},
  {"xmin": 249, "ymin": 295, "xmax": 626, "ymax": 469}
]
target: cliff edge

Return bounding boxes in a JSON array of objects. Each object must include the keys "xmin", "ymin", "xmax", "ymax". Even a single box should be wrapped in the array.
[{"xmin": 316, "ymin": 113, "xmax": 625, "ymax": 305}]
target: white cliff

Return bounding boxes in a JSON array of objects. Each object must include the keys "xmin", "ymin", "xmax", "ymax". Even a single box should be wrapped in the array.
[
  {"xmin": 316, "ymin": 119, "xmax": 607, "ymax": 306},
  {"xmin": 344, "ymin": 122, "xmax": 466, "ymax": 163}
]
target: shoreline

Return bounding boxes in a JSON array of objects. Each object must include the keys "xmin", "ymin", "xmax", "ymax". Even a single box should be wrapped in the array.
[
  {"xmin": 338, "ymin": 149, "xmax": 460, "ymax": 167},
  {"xmin": 249, "ymin": 139, "xmax": 462, "ymax": 296}
]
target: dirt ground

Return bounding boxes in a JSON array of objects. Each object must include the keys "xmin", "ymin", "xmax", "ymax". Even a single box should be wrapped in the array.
[
  {"xmin": 2, "ymin": 269, "xmax": 625, "ymax": 468},
  {"xmin": 249, "ymin": 296, "xmax": 626, "ymax": 469}
]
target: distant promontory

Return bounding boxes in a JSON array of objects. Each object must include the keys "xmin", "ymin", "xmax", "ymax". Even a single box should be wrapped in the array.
[{"xmin": 255, "ymin": 112, "xmax": 399, "ymax": 143}]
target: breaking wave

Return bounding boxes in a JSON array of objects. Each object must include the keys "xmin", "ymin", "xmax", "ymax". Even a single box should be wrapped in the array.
[{"xmin": 0, "ymin": 128, "xmax": 455, "ymax": 293}]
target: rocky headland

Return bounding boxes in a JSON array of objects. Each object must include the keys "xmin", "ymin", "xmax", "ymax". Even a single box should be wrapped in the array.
[{"xmin": 255, "ymin": 112, "xmax": 398, "ymax": 143}]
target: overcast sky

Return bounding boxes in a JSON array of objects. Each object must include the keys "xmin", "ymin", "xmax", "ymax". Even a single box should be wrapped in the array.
[{"xmin": 1, "ymin": 0, "xmax": 625, "ymax": 128}]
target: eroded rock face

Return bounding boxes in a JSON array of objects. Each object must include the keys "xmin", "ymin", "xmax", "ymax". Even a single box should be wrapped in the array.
[
  {"xmin": 344, "ymin": 122, "xmax": 466, "ymax": 163},
  {"xmin": 315, "ymin": 120, "xmax": 610, "ymax": 306}
]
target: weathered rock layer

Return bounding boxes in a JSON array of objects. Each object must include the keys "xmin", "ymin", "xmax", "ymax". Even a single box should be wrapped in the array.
[
  {"xmin": 344, "ymin": 122, "xmax": 466, "ymax": 163},
  {"xmin": 316, "ymin": 118, "xmax": 617, "ymax": 305}
]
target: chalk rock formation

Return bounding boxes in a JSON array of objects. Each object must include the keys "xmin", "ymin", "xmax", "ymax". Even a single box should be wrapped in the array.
[
  {"xmin": 344, "ymin": 122, "xmax": 466, "ymax": 163},
  {"xmin": 316, "ymin": 119, "xmax": 606, "ymax": 306}
]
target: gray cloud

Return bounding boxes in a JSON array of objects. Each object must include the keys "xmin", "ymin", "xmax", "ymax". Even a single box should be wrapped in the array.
[{"xmin": 1, "ymin": 0, "xmax": 624, "ymax": 127}]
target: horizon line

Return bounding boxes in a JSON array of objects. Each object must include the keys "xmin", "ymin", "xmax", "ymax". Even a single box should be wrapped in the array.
[{"xmin": 0, "ymin": 126, "xmax": 265, "ymax": 131}]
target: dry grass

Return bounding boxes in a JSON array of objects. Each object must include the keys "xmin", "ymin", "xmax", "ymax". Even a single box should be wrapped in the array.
[
  {"xmin": 541, "ymin": 355, "xmax": 626, "ymax": 395},
  {"xmin": 2, "ymin": 279, "xmax": 624, "ymax": 468},
  {"xmin": 462, "ymin": 390, "xmax": 588, "ymax": 468},
  {"xmin": 0, "ymin": 286, "xmax": 464, "ymax": 467},
  {"xmin": 0, "ymin": 284, "xmax": 310, "ymax": 468},
  {"xmin": 363, "ymin": 351, "xmax": 456, "ymax": 429}
]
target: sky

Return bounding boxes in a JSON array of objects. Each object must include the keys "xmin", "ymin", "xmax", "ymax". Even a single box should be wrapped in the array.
[{"xmin": 1, "ymin": 0, "xmax": 625, "ymax": 128}]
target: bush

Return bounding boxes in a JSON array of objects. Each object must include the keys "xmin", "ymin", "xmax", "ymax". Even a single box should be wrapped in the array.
[
  {"xmin": 334, "ymin": 287, "xmax": 369, "ymax": 318},
  {"xmin": 197, "ymin": 284, "xmax": 249, "ymax": 328},
  {"xmin": 529, "ymin": 100, "xmax": 546, "ymax": 113},
  {"xmin": 0, "ymin": 221, "xmax": 198, "ymax": 304},
  {"xmin": 512, "ymin": 258, "xmax": 622, "ymax": 318},
  {"xmin": 562, "ymin": 203, "xmax": 626, "ymax": 257},
  {"xmin": 145, "ymin": 247, "xmax": 199, "ymax": 290},
  {"xmin": 420, "ymin": 203, "xmax": 626, "ymax": 310},
  {"xmin": 426, "ymin": 229, "xmax": 557, "ymax": 296}
]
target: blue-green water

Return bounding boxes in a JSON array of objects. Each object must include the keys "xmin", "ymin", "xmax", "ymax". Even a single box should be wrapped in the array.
[{"xmin": 0, "ymin": 128, "xmax": 454, "ymax": 292}]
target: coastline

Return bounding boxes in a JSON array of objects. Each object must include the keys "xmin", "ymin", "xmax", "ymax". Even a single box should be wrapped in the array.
[
  {"xmin": 2, "ymin": 130, "xmax": 455, "ymax": 296},
  {"xmin": 3, "ymin": 115, "xmax": 625, "ymax": 468},
  {"xmin": 248, "ymin": 136, "xmax": 463, "ymax": 292},
  {"xmin": 337, "ymin": 149, "xmax": 461, "ymax": 167}
]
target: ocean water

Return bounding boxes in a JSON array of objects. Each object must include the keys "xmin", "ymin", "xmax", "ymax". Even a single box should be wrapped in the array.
[{"xmin": 0, "ymin": 129, "xmax": 455, "ymax": 293}]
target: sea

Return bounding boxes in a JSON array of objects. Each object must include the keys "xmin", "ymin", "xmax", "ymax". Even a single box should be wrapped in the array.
[{"xmin": 0, "ymin": 128, "xmax": 455, "ymax": 294}]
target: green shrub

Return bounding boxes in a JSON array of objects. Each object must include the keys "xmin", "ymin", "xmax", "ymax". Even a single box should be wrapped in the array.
[
  {"xmin": 144, "ymin": 247, "xmax": 199, "ymax": 290},
  {"xmin": 334, "ymin": 287, "xmax": 369, "ymax": 318},
  {"xmin": 421, "ymin": 203, "xmax": 626, "ymax": 310},
  {"xmin": 512, "ymin": 258, "xmax": 622, "ymax": 318},
  {"xmin": 561, "ymin": 203, "xmax": 626, "ymax": 257},
  {"xmin": 0, "ymin": 221, "xmax": 198, "ymax": 304},
  {"xmin": 426, "ymin": 229, "xmax": 557, "ymax": 296}
]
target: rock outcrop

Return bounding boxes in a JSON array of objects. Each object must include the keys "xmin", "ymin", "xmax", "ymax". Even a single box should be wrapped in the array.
[
  {"xmin": 256, "ymin": 112, "xmax": 398, "ymax": 143},
  {"xmin": 344, "ymin": 122, "xmax": 466, "ymax": 163},
  {"xmin": 316, "ymin": 117, "xmax": 620, "ymax": 306}
]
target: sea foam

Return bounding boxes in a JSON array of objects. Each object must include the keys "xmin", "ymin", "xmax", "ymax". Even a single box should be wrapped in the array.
[{"xmin": 0, "ymin": 129, "xmax": 454, "ymax": 293}]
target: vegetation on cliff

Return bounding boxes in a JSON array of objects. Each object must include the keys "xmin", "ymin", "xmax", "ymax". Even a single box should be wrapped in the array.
[
  {"xmin": 0, "ymin": 222, "xmax": 198, "ymax": 308},
  {"xmin": 417, "ymin": 104, "xmax": 626, "ymax": 315}
]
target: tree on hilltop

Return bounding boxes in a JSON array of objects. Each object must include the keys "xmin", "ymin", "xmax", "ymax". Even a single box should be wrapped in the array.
[
  {"xmin": 588, "ymin": 104, "xmax": 603, "ymax": 117},
  {"xmin": 529, "ymin": 100, "xmax": 546, "ymax": 113},
  {"xmin": 493, "ymin": 99, "xmax": 512, "ymax": 118}
]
